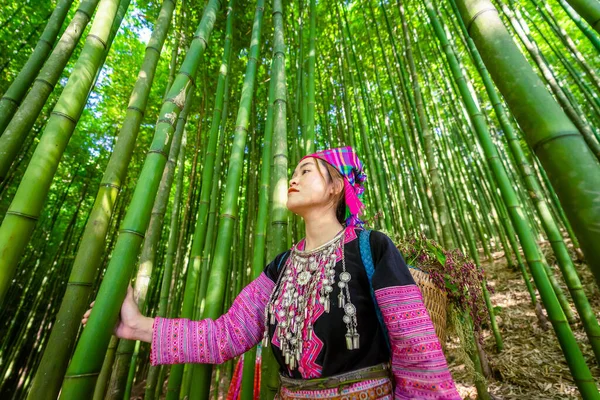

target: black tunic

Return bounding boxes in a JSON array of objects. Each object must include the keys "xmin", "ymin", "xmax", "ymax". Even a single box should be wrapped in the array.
[{"xmin": 263, "ymin": 227, "xmax": 415, "ymax": 379}]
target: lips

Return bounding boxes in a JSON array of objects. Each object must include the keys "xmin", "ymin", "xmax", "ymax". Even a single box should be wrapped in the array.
[{"xmin": 288, "ymin": 188, "xmax": 299, "ymax": 194}]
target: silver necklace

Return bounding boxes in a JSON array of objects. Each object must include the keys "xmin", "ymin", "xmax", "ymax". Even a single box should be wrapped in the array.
[{"xmin": 262, "ymin": 228, "xmax": 360, "ymax": 372}]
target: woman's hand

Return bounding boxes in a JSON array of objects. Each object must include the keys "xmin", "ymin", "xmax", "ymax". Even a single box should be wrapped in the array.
[{"xmin": 81, "ymin": 285, "xmax": 154, "ymax": 343}]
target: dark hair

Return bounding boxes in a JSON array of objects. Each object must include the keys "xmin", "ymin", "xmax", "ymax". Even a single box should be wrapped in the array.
[{"xmin": 313, "ymin": 158, "xmax": 346, "ymax": 225}]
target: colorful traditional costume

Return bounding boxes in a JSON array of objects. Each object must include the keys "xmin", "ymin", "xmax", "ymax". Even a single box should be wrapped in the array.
[{"xmin": 150, "ymin": 147, "xmax": 460, "ymax": 399}]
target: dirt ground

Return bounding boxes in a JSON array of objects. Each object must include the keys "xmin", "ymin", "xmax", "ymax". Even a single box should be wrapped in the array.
[{"xmin": 448, "ymin": 245, "xmax": 600, "ymax": 399}]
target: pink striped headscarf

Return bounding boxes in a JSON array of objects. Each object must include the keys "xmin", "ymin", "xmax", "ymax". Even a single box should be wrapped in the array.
[{"xmin": 301, "ymin": 146, "xmax": 367, "ymax": 227}]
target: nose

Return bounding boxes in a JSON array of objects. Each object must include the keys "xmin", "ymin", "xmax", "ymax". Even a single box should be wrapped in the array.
[{"xmin": 289, "ymin": 176, "xmax": 298, "ymax": 187}]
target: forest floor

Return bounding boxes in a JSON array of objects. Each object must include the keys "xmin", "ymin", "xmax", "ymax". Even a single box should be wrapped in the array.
[{"xmin": 448, "ymin": 243, "xmax": 600, "ymax": 399}]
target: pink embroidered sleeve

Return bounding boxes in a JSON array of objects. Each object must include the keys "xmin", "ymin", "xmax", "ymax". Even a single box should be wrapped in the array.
[
  {"xmin": 150, "ymin": 272, "xmax": 275, "ymax": 366},
  {"xmin": 375, "ymin": 285, "xmax": 461, "ymax": 399}
]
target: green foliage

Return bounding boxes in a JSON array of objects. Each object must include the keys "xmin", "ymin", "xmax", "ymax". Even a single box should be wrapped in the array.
[{"xmin": 398, "ymin": 235, "xmax": 489, "ymax": 331}]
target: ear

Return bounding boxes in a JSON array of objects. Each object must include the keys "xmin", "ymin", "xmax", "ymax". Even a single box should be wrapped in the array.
[{"xmin": 333, "ymin": 179, "xmax": 344, "ymax": 196}]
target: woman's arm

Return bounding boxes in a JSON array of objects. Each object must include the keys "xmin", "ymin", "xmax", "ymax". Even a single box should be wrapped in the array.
[
  {"xmin": 376, "ymin": 285, "xmax": 460, "ymax": 399},
  {"xmin": 150, "ymin": 272, "xmax": 274, "ymax": 366}
]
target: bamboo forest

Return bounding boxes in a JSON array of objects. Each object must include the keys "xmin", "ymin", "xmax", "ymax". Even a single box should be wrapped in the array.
[{"xmin": 1, "ymin": 0, "xmax": 600, "ymax": 398}]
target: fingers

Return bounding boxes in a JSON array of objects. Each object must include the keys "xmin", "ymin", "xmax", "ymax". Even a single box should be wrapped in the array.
[
  {"xmin": 126, "ymin": 283, "xmax": 138, "ymax": 305},
  {"xmin": 81, "ymin": 301, "xmax": 95, "ymax": 327}
]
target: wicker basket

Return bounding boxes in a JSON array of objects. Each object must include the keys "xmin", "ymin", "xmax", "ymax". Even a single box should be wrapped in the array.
[{"xmin": 408, "ymin": 266, "xmax": 448, "ymax": 346}]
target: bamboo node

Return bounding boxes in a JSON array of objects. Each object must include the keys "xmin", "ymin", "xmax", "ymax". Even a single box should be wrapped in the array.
[
  {"xmin": 51, "ymin": 111, "xmax": 77, "ymax": 124},
  {"xmin": 63, "ymin": 372, "xmax": 101, "ymax": 379},
  {"xmin": 39, "ymin": 38, "xmax": 53, "ymax": 48},
  {"xmin": 100, "ymin": 182, "xmax": 120, "ymax": 190},
  {"xmin": 5, "ymin": 210, "xmax": 39, "ymax": 221},
  {"xmin": 0, "ymin": 96, "xmax": 19, "ymax": 106},
  {"xmin": 158, "ymin": 117, "xmax": 176, "ymax": 128},
  {"xmin": 34, "ymin": 77, "xmax": 55, "ymax": 90},
  {"xmin": 127, "ymin": 106, "xmax": 145, "ymax": 116},
  {"xmin": 119, "ymin": 228, "xmax": 145, "ymax": 239},
  {"xmin": 148, "ymin": 149, "xmax": 168, "ymax": 158},
  {"xmin": 532, "ymin": 132, "xmax": 580, "ymax": 153},
  {"xmin": 87, "ymin": 34, "xmax": 107, "ymax": 49},
  {"xmin": 193, "ymin": 34, "xmax": 208, "ymax": 48},
  {"xmin": 177, "ymin": 71, "xmax": 196, "ymax": 87},
  {"xmin": 146, "ymin": 45, "xmax": 161, "ymax": 54},
  {"xmin": 67, "ymin": 281, "xmax": 93, "ymax": 287},
  {"xmin": 466, "ymin": 7, "xmax": 499, "ymax": 36},
  {"xmin": 75, "ymin": 7, "xmax": 92, "ymax": 20}
]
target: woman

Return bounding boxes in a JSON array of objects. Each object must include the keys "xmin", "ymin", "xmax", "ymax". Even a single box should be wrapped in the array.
[{"xmin": 82, "ymin": 146, "xmax": 460, "ymax": 399}]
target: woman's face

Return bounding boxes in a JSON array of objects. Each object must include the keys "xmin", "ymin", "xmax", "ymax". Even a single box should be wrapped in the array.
[{"xmin": 286, "ymin": 158, "xmax": 333, "ymax": 216}]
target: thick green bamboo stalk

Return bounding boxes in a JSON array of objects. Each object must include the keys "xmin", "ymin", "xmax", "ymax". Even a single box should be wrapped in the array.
[
  {"xmin": 187, "ymin": 1, "xmax": 264, "ymax": 397},
  {"xmin": 241, "ymin": 2, "xmax": 286, "ymax": 397},
  {"xmin": 259, "ymin": 2, "xmax": 288, "ymax": 398},
  {"xmin": 456, "ymin": 0, "xmax": 600, "ymax": 289},
  {"xmin": 0, "ymin": 0, "xmax": 128, "ymax": 304},
  {"xmin": 0, "ymin": 0, "xmax": 74, "ymax": 134},
  {"xmin": 25, "ymin": 1, "xmax": 177, "ymax": 397},
  {"xmin": 164, "ymin": 4, "xmax": 233, "ymax": 398},
  {"xmin": 533, "ymin": 157, "xmax": 581, "ymax": 252},
  {"xmin": 144, "ymin": 122, "xmax": 188, "ymax": 400},
  {"xmin": 430, "ymin": 2, "xmax": 598, "ymax": 396},
  {"xmin": 564, "ymin": 0, "xmax": 600, "ymax": 33},
  {"xmin": 498, "ymin": 0, "xmax": 600, "ymax": 161},
  {"xmin": 57, "ymin": 0, "xmax": 221, "ymax": 397},
  {"xmin": 105, "ymin": 95, "xmax": 191, "ymax": 399},
  {"xmin": 448, "ymin": 0, "xmax": 600, "ymax": 362},
  {"xmin": 0, "ymin": 0, "xmax": 101, "ymax": 181}
]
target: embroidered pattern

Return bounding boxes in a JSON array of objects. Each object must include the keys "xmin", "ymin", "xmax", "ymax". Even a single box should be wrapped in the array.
[
  {"xmin": 375, "ymin": 285, "xmax": 461, "ymax": 399},
  {"xmin": 277, "ymin": 377, "xmax": 393, "ymax": 399},
  {"xmin": 150, "ymin": 273, "xmax": 275, "ymax": 366}
]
